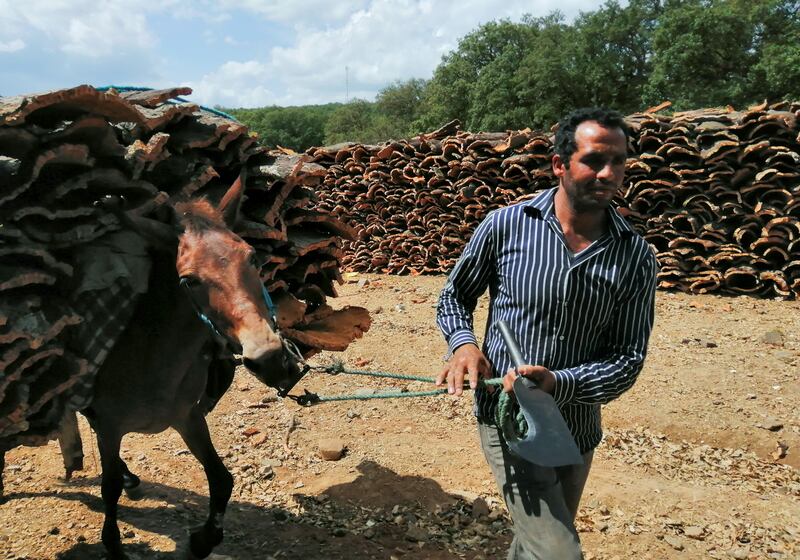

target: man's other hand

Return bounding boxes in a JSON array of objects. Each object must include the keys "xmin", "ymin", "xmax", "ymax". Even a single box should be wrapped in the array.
[
  {"xmin": 436, "ymin": 344, "xmax": 491, "ymax": 396},
  {"xmin": 502, "ymin": 365, "xmax": 556, "ymax": 394}
]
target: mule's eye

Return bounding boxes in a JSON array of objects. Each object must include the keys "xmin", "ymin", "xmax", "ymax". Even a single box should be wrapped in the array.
[{"xmin": 249, "ymin": 253, "xmax": 261, "ymax": 268}]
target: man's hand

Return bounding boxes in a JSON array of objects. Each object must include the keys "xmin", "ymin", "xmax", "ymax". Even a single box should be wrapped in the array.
[
  {"xmin": 436, "ymin": 344, "xmax": 491, "ymax": 396},
  {"xmin": 502, "ymin": 365, "xmax": 556, "ymax": 394}
]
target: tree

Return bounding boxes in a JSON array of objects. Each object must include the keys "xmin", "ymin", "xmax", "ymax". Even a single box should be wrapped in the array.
[
  {"xmin": 227, "ymin": 104, "xmax": 340, "ymax": 151},
  {"xmin": 746, "ymin": 0, "xmax": 800, "ymax": 101},
  {"xmin": 374, "ymin": 78, "xmax": 427, "ymax": 138},
  {"xmin": 323, "ymin": 100, "xmax": 378, "ymax": 144},
  {"xmin": 416, "ymin": 19, "xmax": 535, "ymax": 131},
  {"xmin": 571, "ymin": 0, "xmax": 660, "ymax": 113}
]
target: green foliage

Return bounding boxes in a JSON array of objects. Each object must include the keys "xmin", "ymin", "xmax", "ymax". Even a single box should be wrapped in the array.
[
  {"xmin": 227, "ymin": 0, "xmax": 800, "ymax": 145},
  {"xmin": 417, "ymin": 19, "xmax": 535, "ymax": 131},
  {"xmin": 646, "ymin": 0, "xmax": 800, "ymax": 108},
  {"xmin": 323, "ymin": 99, "xmax": 378, "ymax": 144},
  {"xmin": 226, "ymin": 104, "xmax": 341, "ymax": 151}
]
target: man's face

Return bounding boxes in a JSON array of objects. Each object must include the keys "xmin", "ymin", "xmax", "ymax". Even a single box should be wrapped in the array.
[{"xmin": 552, "ymin": 120, "xmax": 627, "ymax": 213}]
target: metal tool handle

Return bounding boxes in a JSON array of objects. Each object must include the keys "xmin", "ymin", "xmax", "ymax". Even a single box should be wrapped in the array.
[{"xmin": 496, "ymin": 320, "xmax": 526, "ymax": 369}]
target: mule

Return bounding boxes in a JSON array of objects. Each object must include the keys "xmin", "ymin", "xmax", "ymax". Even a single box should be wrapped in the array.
[{"xmin": 2, "ymin": 175, "xmax": 301, "ymax": 559}]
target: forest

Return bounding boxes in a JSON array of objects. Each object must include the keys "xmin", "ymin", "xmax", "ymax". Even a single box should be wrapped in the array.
[{"xmin": 224, "ymin": 0, "xmax": 800, "ymax": 150}]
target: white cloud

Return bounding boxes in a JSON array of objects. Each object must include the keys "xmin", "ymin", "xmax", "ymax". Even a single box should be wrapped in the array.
[
  {"xmin": 190, "ymin": 0, "xmax": 593, "ymax": 107},
  {"xmin": 219, "ymin": 0, "xmax": 372, "ymax": 24},
  {"xmin": 0, "ymin": 0, "xmax": 157, "ymax": 57},
  {"xmin": 186, "ymin": 60, "xmax": 276, "ymax": 107},
  {"xmin": 0, "ymin": 39, "xmax": 25, "ymax": 53},
  {"xmin": 1, "ymin": 0, "xmax": 610, "ymax": 106}
]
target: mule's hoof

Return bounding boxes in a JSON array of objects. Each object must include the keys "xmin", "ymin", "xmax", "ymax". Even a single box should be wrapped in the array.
[
  {"xmin": 103, "ymin": 544, "xmax": 128, "ymax": 560},
  {"xmin": 64, "ymin": 460, "xmax": 84, "ymax": 482},
  {"xmin": 123, "ymin": 483, "xmax": 143, "ymax": 501},
  {"xmin": 122, "ymin": 472, "xmax": 142, "ymax": 500},
  {"xmin": 176, "ymin": 542, "xmax": 205, "ymax": 560},
  {"xmin": 185, "ymin": 526, "xmax": 224, "ymax": 560}
]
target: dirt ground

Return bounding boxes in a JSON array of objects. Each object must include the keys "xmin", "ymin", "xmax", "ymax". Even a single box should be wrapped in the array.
[{"xmin": 1, "ymin": 273, "xmax": 798, "ymax": 560}]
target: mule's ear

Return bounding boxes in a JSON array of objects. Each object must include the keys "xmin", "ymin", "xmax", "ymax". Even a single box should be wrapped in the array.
[
  {"xmin": 96, "ymin": 193, "xmax": 179, "ymax": 249},
  {"xmin": 127, "ymin": 206, "xmax": 180, "ymax": 249},
  {"xmin": 218, "ymin": 173, "xmax": 246, "ymax": 228}
]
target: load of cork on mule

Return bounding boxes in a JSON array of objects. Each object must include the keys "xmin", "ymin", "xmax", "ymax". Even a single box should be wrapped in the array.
[{"xmin": 0, "ymin": 86, "xmax": 371, "ymax": 560}]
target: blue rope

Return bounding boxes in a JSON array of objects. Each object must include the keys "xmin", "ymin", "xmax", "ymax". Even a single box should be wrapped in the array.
[
  {"xmin": 95, "ymin": 85, "xmax": 239, "ymax": 121},
  {"xmin": 261, "ymin": 284, "xmax": 279, "ymax": 329}
]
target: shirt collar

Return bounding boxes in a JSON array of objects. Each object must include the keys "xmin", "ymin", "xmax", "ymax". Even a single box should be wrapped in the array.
[{"xmin": 522, "ymin": 187, "xmax": 634, "ymax": 240}]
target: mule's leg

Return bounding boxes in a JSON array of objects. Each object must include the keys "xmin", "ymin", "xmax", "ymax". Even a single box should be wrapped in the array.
[
  {"xmin": 96, "ymin": 431, "xmax": 126, "ymax": 559},
  {"xmin": 174, "ymin": 408, "xmax": 233, "ymax": 559},
  {"xmin": 119, "ymin": 457, "xmax": 143, "ymax": 500},
  {"xmin": 57, "ymin": 409, "xmax": 84, "ymax": 481}
]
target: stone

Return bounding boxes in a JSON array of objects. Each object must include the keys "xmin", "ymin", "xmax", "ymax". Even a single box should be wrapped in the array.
[
  {"xmin": 758, "ymin": 417, "xmax": 783, "ymax": 431},
  {"xmin": 761, "ymin": 330, "xmax": 784, "ymax": 346},
  {"xmin": 683, "ymin": 525, "xmax": 704, "ymax": 539},
  {"xmin": 259, "ymin": 465, "xmax": 275, "ymax": 479},
  {"xmin": 727, "ymin": 548, "xmax": 749, "ymax": 559},
  {"xmin": 318, "ymin": 438, "xmax": 346, "ymax": 461},
  {"xmin": 664, "ymin": 535, "xmax": 684, "ymax": 550},
  {"xmin": 772, "ymin": 441, "xmax": 788, "ymax": 460},
  {"xmin": 405, "ymin": 525, "xmax": 428, "ymax": 542},
  {"xmin": 471, "ymin": 497, "xmax": 490, "ymax": 519},
  {"xmin": 357, "ymin": 278, "xmax": 370, "ymax": 288},
  {"xmin": 774, "ymin": 350, "xmax": 795, "ymax": 364}
]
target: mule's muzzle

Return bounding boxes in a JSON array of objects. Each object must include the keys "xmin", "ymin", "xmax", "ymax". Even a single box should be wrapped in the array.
[{"xmin": 242, "ymin": 343, "xmax": 303, "ymax": 393}]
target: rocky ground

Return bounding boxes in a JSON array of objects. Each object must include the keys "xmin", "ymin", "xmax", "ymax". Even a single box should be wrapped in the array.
[{"xmin": 1, "ymin": 274, "xmax": 798, "ymax": 560}]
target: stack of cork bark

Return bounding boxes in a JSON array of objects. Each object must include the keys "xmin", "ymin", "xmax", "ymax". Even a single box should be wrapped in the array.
[
  {"xmin": 0, "ymin": 85, "xmax": 369, "ymax": 448},
  {"xmin": 309, "ymin": 103, "xmax": 800, "ymax": 299}
]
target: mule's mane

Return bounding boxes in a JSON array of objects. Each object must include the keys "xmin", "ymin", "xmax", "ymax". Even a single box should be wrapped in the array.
[{"xmin": 175, "ymin": 198, "xmax": 227, "ymax": 232}]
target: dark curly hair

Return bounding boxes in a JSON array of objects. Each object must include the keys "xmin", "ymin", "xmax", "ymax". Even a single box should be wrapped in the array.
[{"xmin": 553, "ymin": 107, "xmax": 628, "ymax": 168}]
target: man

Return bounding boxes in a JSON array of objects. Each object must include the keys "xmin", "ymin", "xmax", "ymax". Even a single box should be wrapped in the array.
[{"xmin": 436, "ymin": 107, "xmax": 657, "ymax": 559}]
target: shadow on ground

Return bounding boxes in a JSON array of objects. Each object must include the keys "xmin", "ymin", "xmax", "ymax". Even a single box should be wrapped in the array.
[{"xmin": 3, "ymin": 460, "xmax": 507, "ymax": 559}]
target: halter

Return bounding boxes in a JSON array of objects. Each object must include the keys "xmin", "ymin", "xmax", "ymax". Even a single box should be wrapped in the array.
[{"xmin": 179, "ymin": 278, "xmax": 309, "ymax": 394}]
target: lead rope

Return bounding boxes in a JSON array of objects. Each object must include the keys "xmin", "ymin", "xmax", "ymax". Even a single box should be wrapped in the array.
[
  {"xmin": 228, "ymin": 286, "xmax": 526, "ymax": 438},
  {"xmin": 282, "ymin": 360, "xmax": 528, "ymax": 438}
]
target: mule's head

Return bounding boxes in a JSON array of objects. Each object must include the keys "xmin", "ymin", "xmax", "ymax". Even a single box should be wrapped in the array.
[{"xmin": 109, "ymin": 175, "xmax": 301, "ymax": 392}]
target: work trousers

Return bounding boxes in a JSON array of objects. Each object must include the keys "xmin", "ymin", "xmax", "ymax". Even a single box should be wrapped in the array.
[{"xmin": 478, "ymin": 420, "xmax": 594, "ymax": 560}]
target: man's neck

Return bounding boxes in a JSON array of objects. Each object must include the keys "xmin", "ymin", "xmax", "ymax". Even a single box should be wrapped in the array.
[{"xmin": 553, "ymin": 189, "xmax": 608, "ymax": 253}]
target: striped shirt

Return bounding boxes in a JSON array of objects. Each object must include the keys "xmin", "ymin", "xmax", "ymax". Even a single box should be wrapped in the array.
[{"xmin": 436, "ymin": 187, "xmax": 657, "ymax": 453}]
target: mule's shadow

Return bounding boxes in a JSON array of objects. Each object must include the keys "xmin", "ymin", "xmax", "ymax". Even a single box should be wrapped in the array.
[{"xmin": 4, "ymin": 459, "xmax": 501, "ymax": 559}]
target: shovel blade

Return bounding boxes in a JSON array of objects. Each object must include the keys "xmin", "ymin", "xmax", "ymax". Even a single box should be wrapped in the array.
[{"xmin": 509, "ymin": 377, "xmax": 584, "ymax": 467}]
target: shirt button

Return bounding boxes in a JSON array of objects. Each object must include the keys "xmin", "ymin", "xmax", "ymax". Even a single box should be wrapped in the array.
[{"xmin": 559, "ymin": 335, "xmax": 565, "ymax": 341}]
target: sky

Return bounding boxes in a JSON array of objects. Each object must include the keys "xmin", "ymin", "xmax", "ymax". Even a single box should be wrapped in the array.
[{"xmin": 1, "ymin": 0, "xmax": 608, "ymax": 109}]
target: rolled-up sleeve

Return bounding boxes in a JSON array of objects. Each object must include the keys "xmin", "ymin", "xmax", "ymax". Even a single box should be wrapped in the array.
[
  {"xmin": 552, "ymin": 250, "xmax": 657, "ymax": 406},
  {"xmin": 436, "ymin": 213, "xmax": 496, "ymax": 355}
]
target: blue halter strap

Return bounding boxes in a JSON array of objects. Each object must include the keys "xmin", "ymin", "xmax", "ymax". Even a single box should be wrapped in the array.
[
  {"xmin": 180, "ymin": 279, "xmax": 279, "ymax": 341},
  {"xmin": 261, "ymin": 284, "xmax": 279, "ymax": 330}
]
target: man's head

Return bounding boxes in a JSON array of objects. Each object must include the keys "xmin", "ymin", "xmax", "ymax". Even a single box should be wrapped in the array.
[{"xmin": 552, "ymin": 107, "xmax": 629, "ymax": 213}]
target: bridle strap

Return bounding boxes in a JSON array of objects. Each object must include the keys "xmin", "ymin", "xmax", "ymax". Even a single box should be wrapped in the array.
[
  {"xmin": 261, "ymin": 284, "xmax": 279, "ymax": 330},
  {"xmin": 179, "ymin": 278, "xmax": 288, "ymax": 358},
  {"xmin": 180, "ymin": 277, "xmax": 227, "ymax": 342}
]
